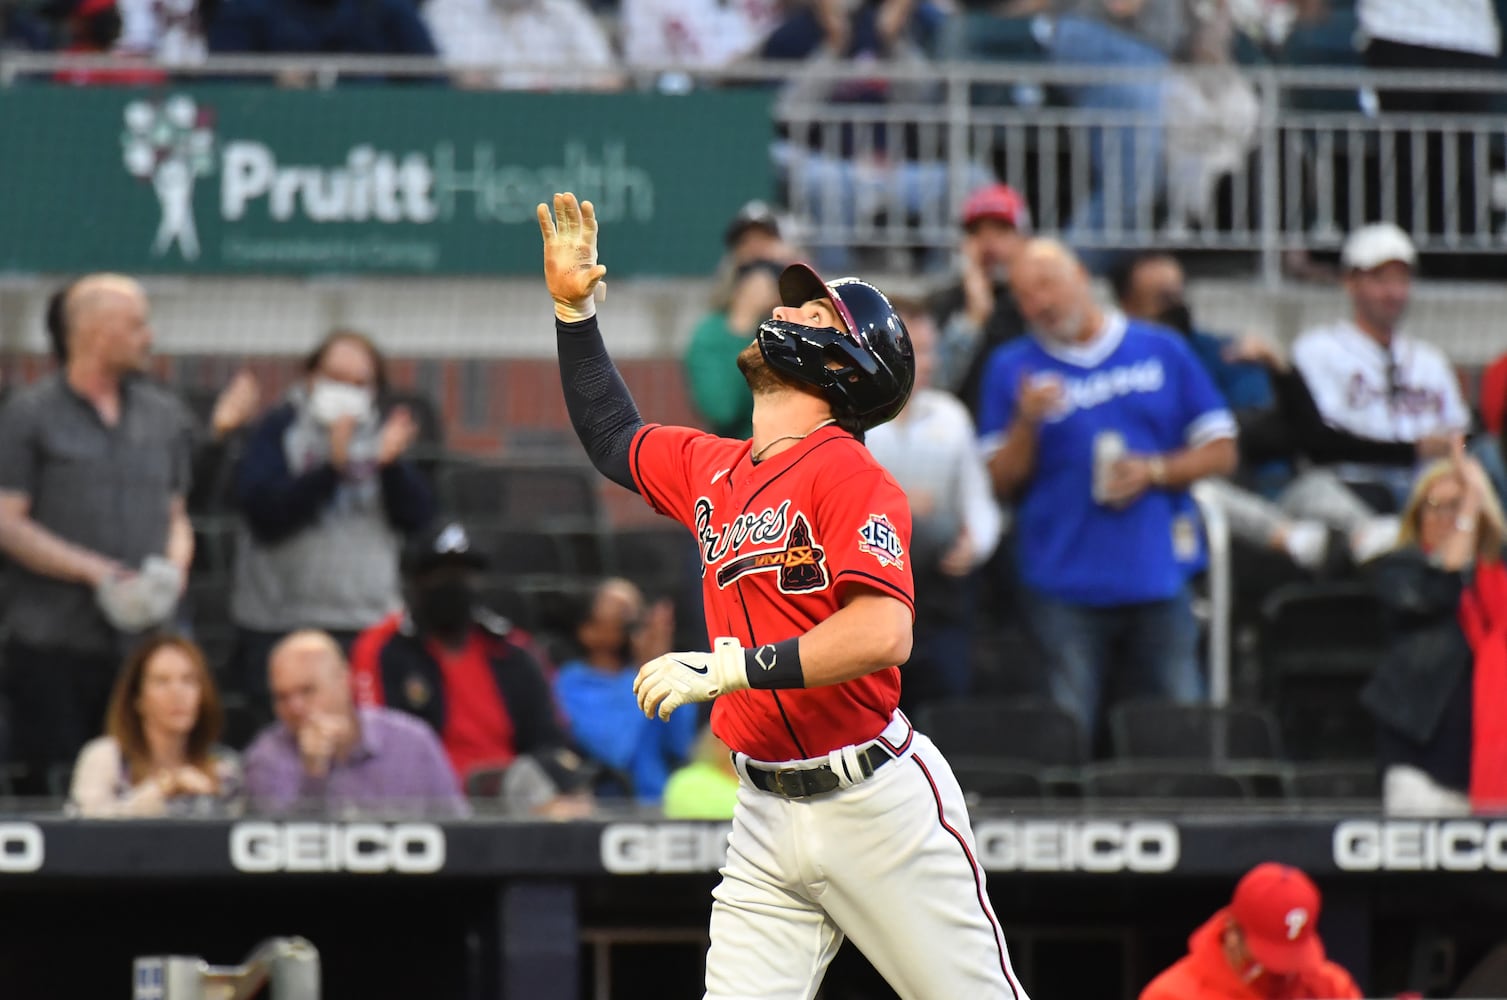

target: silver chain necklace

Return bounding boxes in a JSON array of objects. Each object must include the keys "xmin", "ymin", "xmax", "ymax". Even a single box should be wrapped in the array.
[{"xmin": 751, "ymin": 417, "xmax": 837, "ymax": 463}]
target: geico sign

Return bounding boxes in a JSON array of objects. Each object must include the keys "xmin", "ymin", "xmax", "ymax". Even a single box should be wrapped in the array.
[
  {"xmin": 1335, "ymin": 820, "xmax": 1507, "ymax": 872},
  {"xmin": 973, "ymin": 821, "xmax": 1180, "ymax": 873},
  {"xmin": 601, "ymin": 823, "xmax": 732, "ymax": 874},
  {"xmin": 0, "ymin": 823, "xmax": 44, "ymax": 874},
  {"xmin": 230, "ymin": 822, "xmax": 445, "ymax": 874}
]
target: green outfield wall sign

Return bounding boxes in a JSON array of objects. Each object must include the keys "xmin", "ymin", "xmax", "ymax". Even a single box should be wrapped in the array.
[{"xmin": 0, "ymin": 86, "xmax": 774, "ymax": 275}]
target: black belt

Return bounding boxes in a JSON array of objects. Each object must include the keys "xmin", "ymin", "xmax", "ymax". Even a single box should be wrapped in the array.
[{"xmin": 743, "ymin": 743, "xmax": 895, "ymax": 799}]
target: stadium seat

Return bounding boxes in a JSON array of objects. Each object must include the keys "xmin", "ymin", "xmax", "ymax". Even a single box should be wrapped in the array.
[
  {"xmin": 179, "ymin": 385, "xmax": 224, "ymax": 427},
  {"xmin": 469, "ymin": 526, "xmax": 576, "ymax": 579},
  {"xmin": 946, "ymin": 757, "xmax": 1047, "ymax": 804},
  {"xmin": 190, "ymin": 515, "xmax": 239, "ymax": 579},
  {"xmin": 465, "ymin": 765, "xmax": 510, "ymax": 799},
  {"xmin": 0, "ymin": 764, "xmax": 23, "ymax": 800},
  {"xmin": 1338, "ymin": 477, "xmax": 1401, "ymax": 515},
  {"xmin": 611, "ymin": 525, "xmax": 697, "ymax": 596},
  {"xmin": 1285, "ymin": 762, "xmax": 1382, "ymax": 802},
  {"xmin": 46, "ymin": 762, "xmax": 72, "ymax": 799},
  {"xmin": 913, "ymin": 697, "xmax": 1088, "ymax": 769},
  {"xmin": 1108, "ymin": 700, "xmax": 1284, "ymax": 763},
  {"xmin": 185, "ymin": 577, "xmax": 236, "ymax": 678},
  {"xmin": 438, "ymin": 461, "xmax": 602, "ymax": 531},
  {"xmin": 474, "ymin": 576, "xmax": 542, "ymax": 633},
  {"xmin": 1259, "ymin": 581, "xmax": 1386, "ymax": 761},
  {"xmin": 1080, "ymin": 761, "xmax": 1252, "ymax": 802},
  {"xmin": 219, "ymin": 694, "xmax": 262, "ymax": 752}
]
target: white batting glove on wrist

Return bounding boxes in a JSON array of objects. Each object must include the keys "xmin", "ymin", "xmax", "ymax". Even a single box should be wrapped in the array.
[{"xmin": 634, "ymin": 637, "xmax": 747, "ymax": 721}]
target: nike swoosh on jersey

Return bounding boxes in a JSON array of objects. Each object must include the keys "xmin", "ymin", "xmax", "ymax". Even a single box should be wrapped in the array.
[
  {"xmin": 710, "ymin": 468, "xmax": 730, "ymax": 485},
  {"xmin": 674, "ymin": 658, "xmax": 709, "ymax": 675}
]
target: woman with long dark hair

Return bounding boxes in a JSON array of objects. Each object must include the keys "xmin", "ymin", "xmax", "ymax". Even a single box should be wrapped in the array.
[{"xmin": 68, "ymin": 633, "xmax": 242, "ymax": 817}]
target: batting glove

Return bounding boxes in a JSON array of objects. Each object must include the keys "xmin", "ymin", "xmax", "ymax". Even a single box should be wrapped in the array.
[
  {"xmin": 536, "ymin": 192, "xmax": 607, "ymax": 323},
  {"xmin": 634, "ymin": 638, "xmax": 747, "ymax": 721}
]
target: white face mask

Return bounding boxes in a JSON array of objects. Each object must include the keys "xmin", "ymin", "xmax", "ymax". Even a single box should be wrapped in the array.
[{"xmin": 307, "ymin": 377, "xmax": 375, "ymax": 426}]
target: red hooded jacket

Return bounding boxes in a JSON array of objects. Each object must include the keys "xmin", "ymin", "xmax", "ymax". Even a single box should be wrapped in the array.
[{"xmin": 1140, "ymin": 914, "xmax": 1363, "ymax": 1000}]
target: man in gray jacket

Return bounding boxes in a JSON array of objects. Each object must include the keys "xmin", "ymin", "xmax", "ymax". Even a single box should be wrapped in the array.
[{"xmin": 229, "ymin": 329, "xmax": 434, "ymax": 725}]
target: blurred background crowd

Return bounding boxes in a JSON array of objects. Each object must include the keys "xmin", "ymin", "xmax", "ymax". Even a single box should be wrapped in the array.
[
  {"xmin": 0, "ymin": 7, "xmax": 1505, "ymax": 992},
  {"xmin": 0, "ymin": 196, "xmax": 1505, "ymax": 827},
  {"xmin": 0, "ymin": 0, "xmax": 1501, "ymax": 892}
]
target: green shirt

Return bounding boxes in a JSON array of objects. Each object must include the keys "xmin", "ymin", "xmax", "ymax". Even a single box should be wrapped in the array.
[
  {"xmin": 662, "ymin": 761, "xmax": 739, "ymax": 820},
  {"xmin": 683, "ymin": 311, "xmax": 755, "ymax": 440}
]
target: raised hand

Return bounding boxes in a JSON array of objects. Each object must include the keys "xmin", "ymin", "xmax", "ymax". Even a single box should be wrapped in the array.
[
  {"xmin": 210, "ymin": 369, "xmax": 262, "ymax": 440},
  {"xmin": 376, "ymin": 406, "xmax": 419, "ymax": 466},
  {"xmin": 1016, "ymin": 372, "xmax": 1064, "ymax": 426},
  {"xmin": 537, "ymin": 192, "xmax": 608, "ymax": 322}
]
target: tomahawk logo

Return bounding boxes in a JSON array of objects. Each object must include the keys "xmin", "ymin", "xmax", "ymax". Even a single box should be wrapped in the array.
[{"xmin": 122, "ymin": 95, "xmax": 216, "ymax": 260}]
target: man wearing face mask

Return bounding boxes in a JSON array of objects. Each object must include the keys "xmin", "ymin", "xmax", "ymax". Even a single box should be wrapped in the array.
[
  {"xmin": 348, "ymin": 522, "xmax": 584, "ymax": 800},
  {"xmin": 1112, "ymin": 252, "xmax": 1274, "ymax": 416},
  {"xmin": 229, "ymin": 329, "xmax": 435, "ymax": 726},
  {"xmin": 1140, "ymin": 863, "xmax": 1361, "ymax": 1000}
]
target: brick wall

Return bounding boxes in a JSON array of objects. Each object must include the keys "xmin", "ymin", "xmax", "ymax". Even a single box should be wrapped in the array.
[{"xmin": 2, "ymin": 352, "xmax": 706, "ymax": 527}]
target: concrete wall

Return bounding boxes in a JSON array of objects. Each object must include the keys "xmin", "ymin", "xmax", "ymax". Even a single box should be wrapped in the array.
[{"xmin": 3, "ymin": 275, "xmax": 1504, "ymax": 364}]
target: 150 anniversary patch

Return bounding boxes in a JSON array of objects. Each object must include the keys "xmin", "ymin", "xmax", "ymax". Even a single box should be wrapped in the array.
[{"xmin": 857, "ymin": 513, "xmax": 904, "ymax": 569}]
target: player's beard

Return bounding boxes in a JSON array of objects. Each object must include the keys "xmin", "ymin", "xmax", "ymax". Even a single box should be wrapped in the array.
[{"xmin": 737, "ymin": 340, "xmax": 787, "ymax": 396}]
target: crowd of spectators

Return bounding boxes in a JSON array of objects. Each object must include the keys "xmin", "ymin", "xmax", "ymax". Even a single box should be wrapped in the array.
[
  {"xmin": 9, "ymin": 0, "xmax": 1496, "ymax": 84},
  {"xmin": 1, "ymin": 184, "xmax": 1505, "ymax": 826},
  {"xmin": 682, "ymin": 192, "xmax": 1507, "ymax": 820},
  {"xmin": 4, "ymin": 0, "xmax": 1502, "ymax": 284}
]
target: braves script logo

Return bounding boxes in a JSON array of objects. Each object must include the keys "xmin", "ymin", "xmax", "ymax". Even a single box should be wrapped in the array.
[
  {"xmin": 856, "ymin": 513, "xmax": 904, "ymax": 569},
  {"xmin": 122, "ymin": 95, "xmax": 217, "ymax": 261},
  {"xmin": 694, "ymin": 497, "xmax": 829, "ymax": 594}
]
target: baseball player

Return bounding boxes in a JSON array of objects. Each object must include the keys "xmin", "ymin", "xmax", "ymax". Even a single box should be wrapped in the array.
[{"xmin": 538, "ymin": 192, "xmax": 1026, "ymax": 1000}]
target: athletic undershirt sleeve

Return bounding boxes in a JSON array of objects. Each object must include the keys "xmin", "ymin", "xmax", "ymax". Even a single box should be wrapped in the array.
[{"xmin": 556, "ymin": 316, "xmax": 643, "ymax": 493}]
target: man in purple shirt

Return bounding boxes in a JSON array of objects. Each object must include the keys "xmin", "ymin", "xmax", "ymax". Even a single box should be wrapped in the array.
[{"xmin": 244, "ymin": 630, "xmax": 467, "ymax": 817}]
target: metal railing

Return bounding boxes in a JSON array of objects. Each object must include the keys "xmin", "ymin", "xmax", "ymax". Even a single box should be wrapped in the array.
[
  {"xmin": 1191, "ymin": 480, "xmax": 1233, "ymax": 708},
  {"xmin": 0, "ymin": 54, "xmax": 1503, "ymax": 281},
  {"xmin": 133, "ymin": 937, "xmax": 320, "ymax": 1000}
]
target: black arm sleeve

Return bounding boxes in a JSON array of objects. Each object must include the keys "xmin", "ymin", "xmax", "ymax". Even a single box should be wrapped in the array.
[
  {"xmin": 1273, "ymin": 368, "xmax": 1418, "ymax": 466},
  {"xmin": 557, "ymin": 316, "xmax": 643, "ymax": 493}
]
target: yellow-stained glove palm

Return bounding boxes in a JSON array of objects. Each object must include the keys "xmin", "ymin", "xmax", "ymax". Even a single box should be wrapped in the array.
[
  {"xmin": 536, "ymin": 192, "xmax": 608, "ymax": 323},
  {"xmin": 634, "ymin": 637, "xmax": 748, "ymax": 721}
]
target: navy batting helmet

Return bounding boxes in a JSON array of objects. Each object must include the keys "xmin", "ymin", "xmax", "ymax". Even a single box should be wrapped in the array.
[{"xmin": 755, "ymin": 263, "xmax": 915, "ymax": 430}]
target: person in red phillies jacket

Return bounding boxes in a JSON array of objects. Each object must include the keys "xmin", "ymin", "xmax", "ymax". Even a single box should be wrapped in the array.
[{"xmin": 1140, "ymin": 863, "xmax": 1363, "ymax": 1000}]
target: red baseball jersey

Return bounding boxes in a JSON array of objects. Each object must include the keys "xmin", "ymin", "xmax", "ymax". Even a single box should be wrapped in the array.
[{"xmin": 629, "ymin": 421, "xmax": 914, "ymax": 761}]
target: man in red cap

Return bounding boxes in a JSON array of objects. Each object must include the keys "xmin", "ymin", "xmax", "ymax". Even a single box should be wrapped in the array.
[
  {"xmin": 1140, "ymin": 863, "xmax": 1363, "ymax": 1000},
  {"xmin": 926, "ymin": 182, "xmax": 1029, "ymax": 418}
]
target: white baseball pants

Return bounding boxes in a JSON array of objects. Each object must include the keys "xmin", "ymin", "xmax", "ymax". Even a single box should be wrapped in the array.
[{"xmin": 704, "ymin": 712, "xmax": 1028, "ymax": 1000}]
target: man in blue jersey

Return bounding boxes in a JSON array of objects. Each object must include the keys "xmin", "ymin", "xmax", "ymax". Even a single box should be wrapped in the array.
[{"xmin": 978, "ymin": 239, "xmax": 1238, "ymax": 740}]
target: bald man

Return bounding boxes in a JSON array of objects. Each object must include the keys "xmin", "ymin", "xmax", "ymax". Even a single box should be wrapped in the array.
[
  {"xmin": 0, "ymin": 274, "xmax": 196, "ymax": 796},
  {"xmin": 976, "ymin": 240, "xmax": 1237, "ymax": 741},
  {"xmin": 243, "ymin": 630, "xmax": 466, "ymax": 817}
]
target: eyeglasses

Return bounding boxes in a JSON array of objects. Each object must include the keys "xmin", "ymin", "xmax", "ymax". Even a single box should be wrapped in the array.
[{"xmin": 1421, "ymin": 497, "xmax": 1463, "ymax": 517}]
